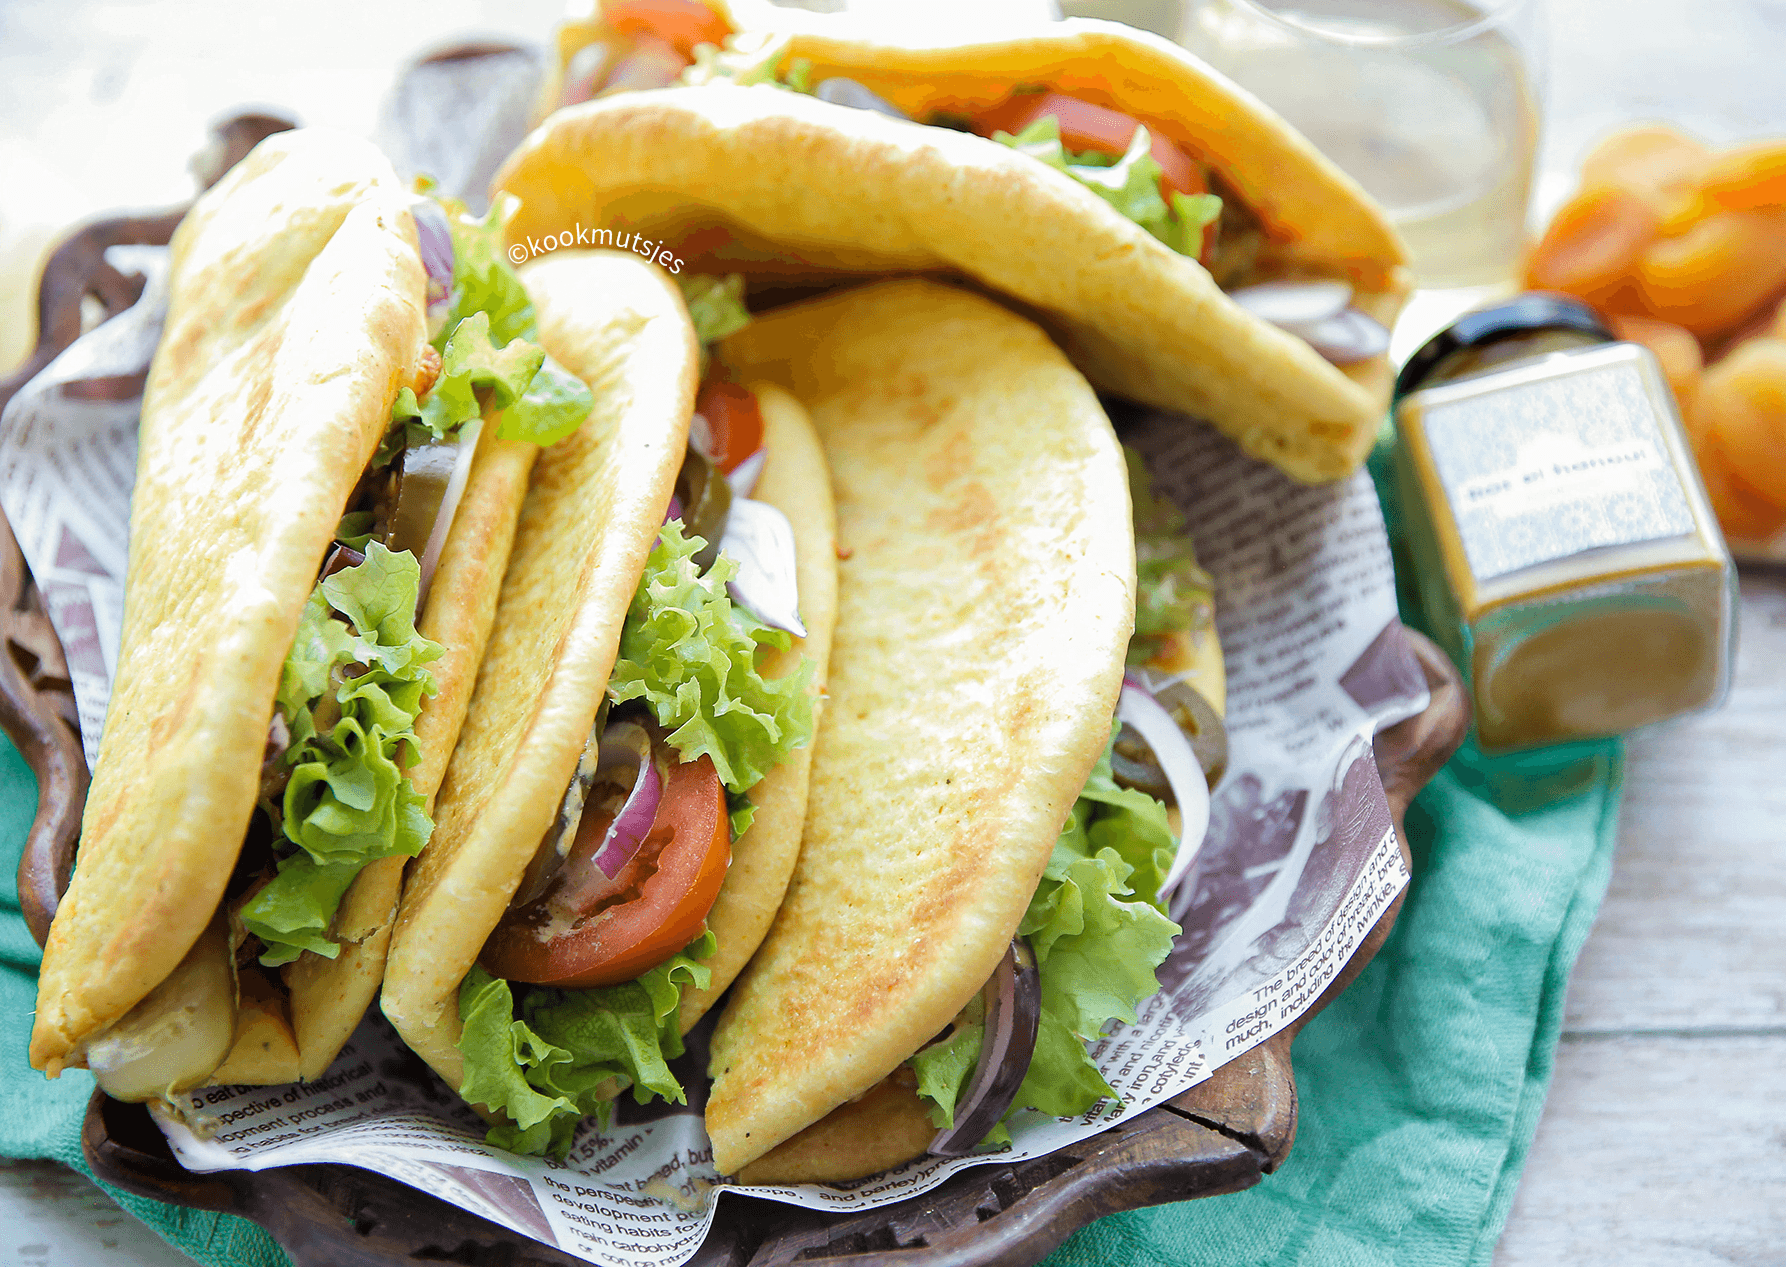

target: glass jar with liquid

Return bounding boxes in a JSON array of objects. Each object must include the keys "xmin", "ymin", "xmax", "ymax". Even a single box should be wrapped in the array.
[{"xmin": 1393, "ymin": 295, "xmax": 1737, "ymax": 753}]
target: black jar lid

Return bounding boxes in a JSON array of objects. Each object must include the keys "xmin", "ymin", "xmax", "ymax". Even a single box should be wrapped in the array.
[{"xmin": 1395, "ymin": 293, "xmax": 1616, "ymax": 402}]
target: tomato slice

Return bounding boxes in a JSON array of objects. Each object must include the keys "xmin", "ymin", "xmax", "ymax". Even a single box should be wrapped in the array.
[
  {"xmin": 974, "ymin": 91, "xmax": 1207, "ymax": 202},
  {"xmin": 690, "ymin": 379, "xmax": 765, "ymax": 474},
  {"xmin": 603, "ymin": 0, "xmax": 731, "ymax": 59},
  {"xmin": 481, "ymin": 752, "xmax": 730, "ymax": 989}
]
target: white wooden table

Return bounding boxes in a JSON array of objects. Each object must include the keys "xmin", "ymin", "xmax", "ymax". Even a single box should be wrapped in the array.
[{"xmin": 3, "ymin": 0, "xmax": 1784, "ymax": 1262}]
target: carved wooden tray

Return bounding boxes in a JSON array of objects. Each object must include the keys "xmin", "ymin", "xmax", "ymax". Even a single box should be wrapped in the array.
[{"xmin": 0, "ymin": 115, "xmax": 1470, "ymax": 1267}]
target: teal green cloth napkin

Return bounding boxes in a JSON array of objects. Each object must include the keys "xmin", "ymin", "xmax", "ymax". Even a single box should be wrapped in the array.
[
  {"xmin": 0, "ymin": 444, "xmax": 1622, "ymax": 1267},
  {"xmin": 0, "ymin": 736, "xmax": 289, "ymax": 1266}
]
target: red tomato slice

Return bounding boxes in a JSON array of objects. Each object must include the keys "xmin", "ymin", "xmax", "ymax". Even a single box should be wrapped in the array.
[
  {"xmin": 974, "ymin": 91, "xmax": 1207, "ymax": 202},
  {"xmin": 481, "ymin": 752, "xmax": 730, "ymax": 989},
  {"xmin": 691, "ymin": 379, "xmax": 765, "ymax": 474},
  {"xmin": 603, "ymin": 0, "xmax": 731, "ymax": 59}
]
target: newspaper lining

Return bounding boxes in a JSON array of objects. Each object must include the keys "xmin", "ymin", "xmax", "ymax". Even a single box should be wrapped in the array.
[{"xmin": 0, "ymin": 252, "xmax": 1429, "ymax": 1265}]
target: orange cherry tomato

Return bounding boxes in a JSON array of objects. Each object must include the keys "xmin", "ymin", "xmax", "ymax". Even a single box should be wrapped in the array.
[
  {"xmin": 691, "ymin": 379, "xmax": 764, "ymax": 474},
  {"xmin": 602, "ymin": 0, "xmax": 731, "ymax": 58},
  {"xmin": 481, "ymin": 752, "xmax": 730, "ymax": 989}
]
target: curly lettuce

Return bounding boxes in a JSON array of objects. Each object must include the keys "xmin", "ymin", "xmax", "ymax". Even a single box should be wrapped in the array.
[
  {"xmin": 457, "ymin": 930, "xmax": 717, "ymax": 1158},
  {"xmin": 241, "ymin": 544, "xmax": 443, "ymax": 966},
  {"xmin": 912, "ymin": 732, "xmax": 1180, "ymax": 1146},
  {"xmin": 993, "ymin": 117, "xmax": 1221, "ymax": 261},
  {"xmin": 385, "ymin": 196, "xmax": 594, "ymax": 449},
  {"xmin": 1126, "ymin": 446, "xmax": 1214, "ymax": 666},
  {"xmin": 608, "ymin": 520, "xmax": 815, "ymax": 794}
]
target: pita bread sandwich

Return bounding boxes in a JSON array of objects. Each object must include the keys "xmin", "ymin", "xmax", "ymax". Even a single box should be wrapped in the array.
[
  {"xmin": 29, "ymin": 128, "xmax": 599, "ymax": 1097},
  {"xmin": 701, "ymin": 278, "xmax": 1226, "ymax": 1183},
  {"xmin": 503, "ymin": 1, "xmax": 1409, "ymax": 484},
  {"xmin": 381, "ymin": 251, "xmax": 836, "ymax": 1156}
]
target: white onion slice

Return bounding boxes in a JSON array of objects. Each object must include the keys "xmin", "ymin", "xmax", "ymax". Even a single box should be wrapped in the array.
[
  {"xmin": 726, "ymin": 447, "xmax": 768, "ymax": 500},
  {"xmin": 719, "ymin": 498, "xmax": 806, "ymax": 638},
  {"xmin": 414, "ymin": 417, "xmax": 482, "ymax": 617},
  {"xmin": 1119, "ymin": 676, "xmax": 1212, "ymax": 901},
  {"xmin": 813, "ymin": 77, "xmax": 911, "ymax": 120},
  {"xmin": 589, "ymin": 722, "xmax": 662, "ymax": 880},
  {"xmin": 1278, "ymin": 308, "xmax": 1392, "ymax": 365},
  {"xmin": 1228, "ymin": 279, "xmax": 1352, "ymax": 327}
]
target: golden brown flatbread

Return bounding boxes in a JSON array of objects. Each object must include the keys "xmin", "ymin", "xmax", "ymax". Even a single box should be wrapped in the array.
[
  {"xmin": 676, "ymin": 380, "xmax": 838, "ymax": 1033},
  {"xmin": 382, "ymin": 248, "xmax": 702, "ymax": 1093},
  {"xmin": 704, "ymin": 278, "xmax": 1134, "ymax": 1178},
  {"xmin": 503, "ymin": 13, "xmax": 1409, "ymax": 483},
  {"xmin": 31, "ymin": 130, "xmax": 429, "ymax": 1079}
]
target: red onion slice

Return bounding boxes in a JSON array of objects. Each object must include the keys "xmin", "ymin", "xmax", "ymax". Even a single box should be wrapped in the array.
[
  {"xmin": 726, "ymin": 446, "xmax": 767, "ymax": 500},
  {"xmin": 414, "ymin": 417, "xmax": 482, "ymax": 617},
  {"xmin": 928, "ymin": 939, "xmax": 1042, "ymax": 1157},
  {"xmin": 1228, "ymin": 279, "xmax": 1352, "ymax": 327},
  {"xmin": 663, "ymin": 495, "xmax": 683, "ymax": 525},
  {"xmin": 1120, "ymin": 675, "xmax": 1212, "ymax": 901},
  {"xmin": 1278, "ymin": 308, "xmax": 1392, "ymax": 365},
  {"xmin": 409, "ymin": 197, "xmax": 455, "ymax": 337},
  {"xmin": 719, "ymin": 498, "xmax": 806, "ymax": 638},
  {"xmin": 588, "ymin": 722, "xmax": 661, "ymax": 880}
]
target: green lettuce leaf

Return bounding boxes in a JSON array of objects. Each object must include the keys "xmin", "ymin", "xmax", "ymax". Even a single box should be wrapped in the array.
[
  {"xmin": 239, "ymin": 855, "xmax": 362, "ymax": 967},
  {"xmin": 1126, "ymin": 446, "xmax": 1214, "ymax": 665},
  {"xmin": 993, "ymin": 117, "xmax": 1221, "ymax": 261},
  {"xmin": 253, "ymin": 543, "xmax": 442, "ymax": 966},
  {"xmin": 677, "ymin": 273, "xmax": 752, "ymax": 348},
  {"xmin": 911, "ymin": 1022, "xmax": 983, "ymax": 1129},
  {"xmin": 457, "ymin": 931, "xmax": 718, "ymax": 1158},
  {"xmin": 912, "ymin": 731, "xmax": 1180, "ymax": 1145},
  {"xmin": 499, "ymin": 355, "xmax": 595, "ymax": 447},
  {"xmin": 390, "ymin": 196, "xmax": 594, "ymax": 450},
  {"xmin": 608, "ymin": 520, "xmax": 815, "ymax": 794},
  {"xmin": 434, "ymin": 195, "xmax": 538, "ymax": 354}
]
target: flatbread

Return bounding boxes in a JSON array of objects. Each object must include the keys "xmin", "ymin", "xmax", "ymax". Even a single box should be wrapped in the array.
[
  {"xmin": 675, "ymin": 380, "xmax": 837, "ymax": 1032},
  {"xmin": 275, "ymin": 432, "xmax": 540, "ymax": 1082},
  {"xmin": 704, "ymin": 279, "xmax": 1134, "ymax": 1177},
  {"xmin": 31, "ymin": 130, "xmax": 427, "ymax": 1077},
  {"xmin": 382, "ymin": 248, "xmax": 700, "ymax": 1094},
  {"xmin": 738, "ymin": 578, "xmax": 1229, "ymax": 1184},
  {"xmin": 498, "ymin": 17, "xmax": 1410, "ymax": 483}
]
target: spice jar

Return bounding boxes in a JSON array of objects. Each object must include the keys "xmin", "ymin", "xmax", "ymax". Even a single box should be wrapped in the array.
[{"xmin": 1393, "ymin": 294, "xmax": 1736, "ymax": 753}]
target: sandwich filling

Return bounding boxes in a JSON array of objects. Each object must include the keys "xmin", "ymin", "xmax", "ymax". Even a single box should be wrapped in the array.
[
  {"xmin": 230, "ymin": 198, "xmax": 594, "ymax": 975},
  {"xmin": 550, "ymin": 2, "xmax": 1387, "ymax": 362},
  {"xmin": 907, "ymin": 449, "xmax": 1218, "ymax": 1150},
  {"xmin": 453, "ymin": 277, "xmax": 817, "ymax": 1157}
]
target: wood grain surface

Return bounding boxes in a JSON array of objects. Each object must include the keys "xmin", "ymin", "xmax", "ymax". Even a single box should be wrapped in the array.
[{"xmin": 1494, "ymin": 570, "xmax": 1786, "ymax": 1266}]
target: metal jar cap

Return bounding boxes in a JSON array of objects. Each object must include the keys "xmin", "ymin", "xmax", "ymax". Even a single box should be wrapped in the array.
[{"xmin": 1395, "ymin": 293, "xmax": 1616, "ymax": 402}]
